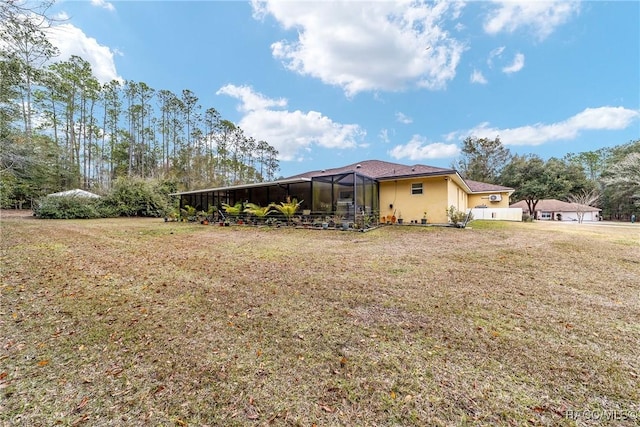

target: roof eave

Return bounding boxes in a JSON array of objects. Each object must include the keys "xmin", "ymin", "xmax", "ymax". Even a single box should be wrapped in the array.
[
  {"xmin": 470, "ymin": 189, "xmax": 515, "ymax": 195},
  {"xmin": 170, "ymin": 177, "xmax": 312, "ymax": 196},
  {"xmin": 376, "ymin": 170, "xmax": 457, "ymax": 181}
]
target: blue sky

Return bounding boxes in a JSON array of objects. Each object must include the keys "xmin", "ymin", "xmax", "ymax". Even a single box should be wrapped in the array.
[{"xmin": 47, "ymin": 0, "xmax": 639, "ymax": 178}]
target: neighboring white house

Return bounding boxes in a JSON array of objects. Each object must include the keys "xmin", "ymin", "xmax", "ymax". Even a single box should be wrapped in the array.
[
  {"xmin": 510, "ymin": 199, "xmax": 601, "ymax": 222},
  {"xmin": 47, "ymin": 189, "xmax": 101, "ymax": 198}
]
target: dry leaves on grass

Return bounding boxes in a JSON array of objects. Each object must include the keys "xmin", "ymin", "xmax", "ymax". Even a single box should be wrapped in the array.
[{"xmin": 1, "ymin": 216, "xmax": 638, "ymax": 426}]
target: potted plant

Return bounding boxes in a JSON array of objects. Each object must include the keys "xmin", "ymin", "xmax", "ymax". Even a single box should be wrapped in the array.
[
  {"xmin": 164, "ymin": 206, "xmax": 180, "ymax": 222},
  {"xmin": 244, "ymin": 203, "xmax": 272, "ymax": 225},
  {"xmin": 206, "ymin": 205, "xmax": 217, "ymax": 222},
  {"xmin": 222, "ymin": 202, "xmax": 243, "ymax": 224},
  {"xmin": 197, "ymin": 210, "xmax": 209, "ymax": 224},
  {"xmin": 180, "ymin": 204, "xmax": 197, "ymax": 222},
  {"xmin": 421, "ymin": 211, "xmax": 427, "ymax": 225},
  {"xmin": 270, "ymin": 197, "xmax": 303, "ymax": 226}
]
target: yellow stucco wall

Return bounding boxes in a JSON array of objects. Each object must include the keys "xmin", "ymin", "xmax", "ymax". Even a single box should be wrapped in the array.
[
  {"xmin": 448, "ymin": 179, "xmax": 467, "ymax": 213},
  {"xmin": 467, "ymin": 192, "xmax": 511, "ymax": 209},
  {"xmin": 379, "ymin": 176, "xmax": 466, "ymax": 224}
]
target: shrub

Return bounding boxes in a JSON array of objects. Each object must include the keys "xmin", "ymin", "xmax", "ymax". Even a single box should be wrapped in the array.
[
  {"xmin": 447, "ymin": 205, "xmax": 473, "ymax": 228},
  {"xmin": 32, "ymin": 178, "xmax": 175, "ymax": 219},
  {"xmin": 34, "ymin": 196, "xmax": 107, "ymax": 219},
  {"xmin": 0, "ymin": 173, "xmax": 17, "ymax": 209},
  {"xmin": 104, "ymin": 177, "xmax": 171, "ymax": 217}
]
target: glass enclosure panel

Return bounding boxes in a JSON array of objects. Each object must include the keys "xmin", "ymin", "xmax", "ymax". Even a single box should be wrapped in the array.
[
  {"xmin": 371, "ymin": 179, "xmax": 379, "ymax": 212},
  {"xmin": 312, "ymin": 180, "xmax": 333, "ymax": 213},
  {"xmin": 334, "ymin": 173, "xmax": 354, "ymax": 219},
  {"xmin": 268, "ymin": 185, "xmax": 288, "ymax": 205},
  {"xmin": 250, "ymin": 188, "xmax": 270, "ymax": 208},
  {"xmin": 288, "ymin": 182, "xmax": 312, "ymax": 210},
  {"xmin": 356, "ymin": 174, "xmax": 365, "ymax": 212}
]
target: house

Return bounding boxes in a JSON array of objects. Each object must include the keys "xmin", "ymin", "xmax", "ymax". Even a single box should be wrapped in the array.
[
  {"xmin": 175, "ymin": 159, "xmax": 516, "ymax": 224},
  {"xmin": 510, "ymin": 199, "xmax": 601, "ymax": 222},
  {"xmin": 47, "ymin": 189, "xmax": 101, "ymax": 198}
]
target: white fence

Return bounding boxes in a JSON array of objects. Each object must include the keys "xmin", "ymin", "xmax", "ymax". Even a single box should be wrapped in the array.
[{"xmin": 469, "ymin": 207, "xmax": 523, "ymax": 222}]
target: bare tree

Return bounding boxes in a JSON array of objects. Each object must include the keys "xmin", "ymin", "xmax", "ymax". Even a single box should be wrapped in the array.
[{"xmin": 567, "ymin": 189, "xmax": 601, "ymax": 223}]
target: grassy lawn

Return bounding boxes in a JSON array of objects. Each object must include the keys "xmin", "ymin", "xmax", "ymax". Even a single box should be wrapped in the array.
[{"xmin": 1, "ymin": 211, "xmax": 639, "ymax": 426}]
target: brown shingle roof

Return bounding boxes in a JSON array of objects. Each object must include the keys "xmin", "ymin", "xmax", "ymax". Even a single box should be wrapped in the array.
[
  {"xmin": 510, "ymin": 199, "xmax": 601, "ymax": 212},
  {"xmin": 463, "ymin": 179, "xmax": 514, "ymax": 193},
  {"xmin": 285, "ymin": 159, "xmax": 453, "ymax": 180}
]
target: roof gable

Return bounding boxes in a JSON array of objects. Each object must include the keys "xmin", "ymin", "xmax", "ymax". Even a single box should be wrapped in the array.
[{"xmin": 463, "ymin": 179, "xmax": 514, "ymax": 193}]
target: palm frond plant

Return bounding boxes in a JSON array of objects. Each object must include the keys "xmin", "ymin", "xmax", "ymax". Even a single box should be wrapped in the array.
[
  {"xmin": 222, "ymin": 202, "xmax": 243, "ymax": 223},
  {"xmin": 270, "ymin": 197, "xmax": 303, "ymax": 226},
  {"xmin": 244, "ymin": 203, "xmax": 271, "ymax": 224},
  {"xmin": 180, "ymin": 204, "xmax": 197, "ymax": 222}
]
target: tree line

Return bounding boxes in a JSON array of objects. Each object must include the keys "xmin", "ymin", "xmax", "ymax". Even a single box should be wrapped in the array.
[
  {"xmin": 454, "ymin": 136, "xmax": 640, "ymax": 220},
  {"xmin": 2, "ymin": 2, "xmax": 637, "ymax": 220},
  {"xmin": 0, "ymin": 1, "xmax": 279, "ymax": 208}
]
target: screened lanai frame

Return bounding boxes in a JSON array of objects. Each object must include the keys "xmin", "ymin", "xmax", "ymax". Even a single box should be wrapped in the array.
[{"xmin": 176, "ymin": 172, "xmax": 380, "ymax": 224}]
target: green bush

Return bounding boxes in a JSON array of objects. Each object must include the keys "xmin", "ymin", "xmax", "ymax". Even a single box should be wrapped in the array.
[
  {"xmin": 34, "ymin": 196, "xmax": 108, "ymax": 219},
  {"xmin": 0, "ymin": 173, "xmax": 17, "ymax": 209},
  {"xmin": 447, "ymin": 205, "xmax": 473, "ymax": 228},
  {"xmin": 104, "ymin": 177, "xmax": 171, "ymax": 217},
  {"xmin": 33, "ymin": 178, "xmax": 175, "ymax": 219}
]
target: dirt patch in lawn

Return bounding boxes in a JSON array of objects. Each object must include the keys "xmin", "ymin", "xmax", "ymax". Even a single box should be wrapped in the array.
[{"xmin": 1, "ymin": 212, "xmax": 639, "ymax": 426}]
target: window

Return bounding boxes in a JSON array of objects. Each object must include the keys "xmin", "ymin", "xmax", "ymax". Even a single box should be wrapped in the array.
[
  {"xmin": 411, "ymin": 183, "xmax": 423, "ymax": 195},
  {"xmin": 541, "ymin": 212, "xmax": 552, "ymax": 219},
  {"xmin": 338, "ymin": 190, "xmax": 353, "ymax": 201}
]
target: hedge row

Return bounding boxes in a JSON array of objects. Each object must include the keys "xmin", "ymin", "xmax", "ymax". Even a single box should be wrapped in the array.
[{"xmin": 33, "ymin": 178, "xmax": 177, "ymax": 219}]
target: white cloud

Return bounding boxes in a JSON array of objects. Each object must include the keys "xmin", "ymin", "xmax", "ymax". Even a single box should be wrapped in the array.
[
  {"xmin": 90, "ymin": 0, "xmax": 115, "ymax": 12},
  {"xmin": 253, "ymin": 0, "xmax": 466, "ymax": 96},
  {"xmin": 389, "ymin": 135, "xmax": 460, "ymax": 161},
  {"xmin": 396, "ymin": 112, "xmax": 413, "ymax": 124},
  {"xmin": 487, "ymin": 46, "xmax": 505, "ymax": 68},
  {"xmin": 218, "ymin": 84, "xmax": 365, "ymax": 161},
  {"xmin": 484, "ymin": 1, "xmax": 580, "ymax": 40},
  {"xmin": 216, "ymin": 84, "xmax": 287, "ymax": 112},
  {"xmin": 461, "ymin": 107, "xmax": 640, "ymax": 146},
  {"xmin": 502, "ymin": 53, "xmax": 525, "ymax": 74},
  {"xmin": 470, "ymin": 69, "xmax": 488, "ymax": 84},
  {"xmin": 45, "ymin": 23, "xmax": 121, "ymax": 83}
]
